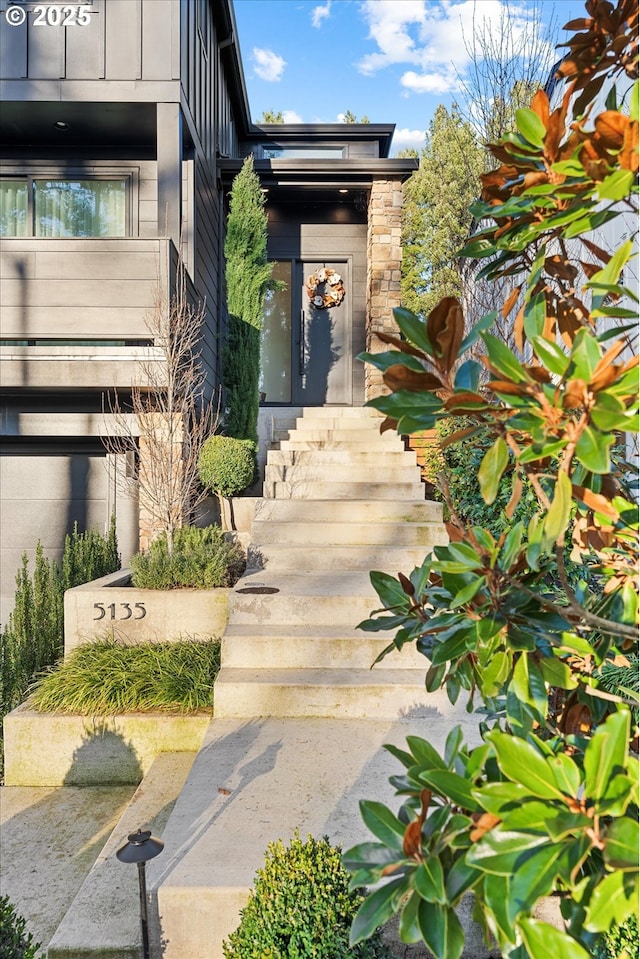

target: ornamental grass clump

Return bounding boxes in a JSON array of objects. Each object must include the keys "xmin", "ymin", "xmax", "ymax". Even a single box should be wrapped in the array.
[
  {"xmin": 130, "ymin": 524, "xmax": 244, "ymax": 589},
  {"xmin": 30, "ymin": 639, "xmax": 220, "ymax": 715},
  {"xmin": 223, "ymin": 832, "xmax": 392, "ymax": 959}
]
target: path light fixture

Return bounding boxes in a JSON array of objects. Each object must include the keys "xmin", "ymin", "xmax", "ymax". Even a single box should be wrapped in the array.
[{"xmin": 116, "ymin": 828, "xmax": 164, "ymax": 959}]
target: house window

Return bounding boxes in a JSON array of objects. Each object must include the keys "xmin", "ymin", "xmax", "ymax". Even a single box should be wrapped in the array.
[
  {"xmin": 0, "ymin": 178, "xmax": 128, "ymax": 237},
  {"xmin": 0, "ymin": 181, "xmax": 28, "ymax": 236}
]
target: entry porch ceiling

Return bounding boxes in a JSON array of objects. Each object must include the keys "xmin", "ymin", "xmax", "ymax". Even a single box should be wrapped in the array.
[{"xmin": 218, "ymin": 157, "xmax": 418, "ymax": 193}]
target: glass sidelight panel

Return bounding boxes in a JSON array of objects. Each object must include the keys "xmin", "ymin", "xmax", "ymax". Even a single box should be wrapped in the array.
[{"xmin": 260, "ymin": 260, "xmax": 292, "ymax": 403}]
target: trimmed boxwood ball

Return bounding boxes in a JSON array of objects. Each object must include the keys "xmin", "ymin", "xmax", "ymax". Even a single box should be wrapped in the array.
[
  {"xmin": 199, "ymin": 435, "xmax": 256, "ymax": 499},
  {"xmin": 222, "ymin": 832, "xmax": 393, "ymax": 959}
]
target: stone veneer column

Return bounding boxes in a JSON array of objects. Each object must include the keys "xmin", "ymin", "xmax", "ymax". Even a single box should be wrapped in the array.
[{"xmin": 365, "ymin": 178, "xmax": 404, "ymax": 400}]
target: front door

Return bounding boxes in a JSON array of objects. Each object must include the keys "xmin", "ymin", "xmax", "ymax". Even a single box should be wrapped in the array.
[{"xmin": 261, "ymin": 259, "xmax": 351, "ymax": 406}]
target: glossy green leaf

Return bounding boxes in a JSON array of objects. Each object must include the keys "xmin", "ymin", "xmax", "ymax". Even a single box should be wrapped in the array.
[
  {"xmin": 415, "ymin": 856, "xmax": 447, "ymax": 903},
  {"xmin": 509, "ymin": 844, "xmax": 564, "ymax": 919},
  {"xmin": 359, "ymin": 800, "xmax": 406, "ymax": 850},
  {"xmin": 417, "ymin": 899, "xmax": 466, "ymax": 959},
  {"xmin": 418, "ymin": 770, "xmax": 478, "ymax": 810},
  {"xmin": 482, "ymin": 873, "xmax": 516, "ymax": 944},
  {"xmin": 474, "ymin": 781, "xmax": 530, "ymax": 815},
  {"xmin": 583, "ymin": 709, "xmax": 629, "ymax": 803},
  {"xmin": 515, "ymin": 108, "xmax": 547, "ymax": 147},
  {"xmin": 481, "ymin": 333, "xmax": 530, "ymax": 382},
  {"xmin": 406, "ymin": 736, "xmax": 448, "ymax": 771},
  {"xmin": 543, "ymin": 471, "xmax": 572, "ymax": 547},
  {"xmin": 510, "ymin": 655, "xmax": 548, "ymax": 723},
  {"xmin": 358, "ymin": 350, "xmax": 426, "ymax": 373},
  {"xmin": 445, "ymin": 856, "xmax": 482, "ymax": 901},
  {"xmin": 349, "ymin": 876, "xmax": 408, "ymax": 945},
  {"xmin": 575, "ymin": 426, "xmax": 613, "ymax": 474},
  {"xmin": 597, "ymin": 170, "xmax": 635, "ymax": 201},
  {"xmin": 547, "ymin": 752, "xmax": 581, "ymax": 798},
  {"xmin": 479, "ymin": 437, "xmax": 509, "ymax": 505},
  {"xmin": 370, "ymin": 570, "xmax": 412, "ymax": 610},
  {"xmin": 603, "ymin": 816, "xmax": 639, "ymax": 870},
  {"xmin": 454, "ymin": 358, "xmax": 483, "ymax": 391},
  {"xmin": 467, "ymin": 829, "xmax": 547, "ymax": 876},
  {"xmin": 393, "ymin": 307, "xmax": 434, "ymax": 355},
  {"xmin": 450, "ymin": 576, "xmax": 485, "ymax": 609},
  {"xmin": 518, "ymin": 918, "xmax": 591, "ymax": 959},
  {"xmin": 488, "ymin": 732, "xmax": 566, "ymax": 799},
  {"xmin": 584, "ymin": 869, "xmax": 638, "ymax": 932},
  {"xmin": 531, "ymin": 336, "xmax": 571, "ymax": 376},
  {"xmin": 540, "ymin": 656, "xmax": 578, "ymax": 691},
  {"xmin": 399, "ymin": 891, "xmax": 424, "ymax": 944}
]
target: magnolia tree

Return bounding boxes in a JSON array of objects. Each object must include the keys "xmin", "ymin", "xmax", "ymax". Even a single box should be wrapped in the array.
[{"xmin": 345, "ymin": 3, "xmax": 639, "ymax": 958}]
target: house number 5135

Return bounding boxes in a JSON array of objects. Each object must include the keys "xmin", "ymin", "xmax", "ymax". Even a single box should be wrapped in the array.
[{"xmin": 93, "ymin": 602, "xmax": 147, "ymax": 621}]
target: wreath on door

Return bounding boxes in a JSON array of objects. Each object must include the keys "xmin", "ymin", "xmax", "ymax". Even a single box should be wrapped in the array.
[{"xmin": 306, "ymin": 267, "xmax": 345, "ymax": 309}]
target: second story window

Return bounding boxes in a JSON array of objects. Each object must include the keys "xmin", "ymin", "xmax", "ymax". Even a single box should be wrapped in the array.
[{"xmin": 1, "ymin": 178, "xmax": 128, "ymax": 237}]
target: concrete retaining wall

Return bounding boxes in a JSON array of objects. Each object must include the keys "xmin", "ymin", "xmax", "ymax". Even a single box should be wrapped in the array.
[
  {"xmin": 3, "ymin": 701, "xmax": 210, "ymax": 786},
  {"xmin": 64, "ymin": 569, "xmax": 230, "ymax": 654}
]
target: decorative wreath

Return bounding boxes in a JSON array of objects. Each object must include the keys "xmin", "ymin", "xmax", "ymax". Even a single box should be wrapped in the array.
[{"xmin": 305, "ymin": 267, "xmax": 345, "ymax": 309}]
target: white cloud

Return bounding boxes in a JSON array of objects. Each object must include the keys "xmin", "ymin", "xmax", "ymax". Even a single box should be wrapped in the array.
[
  {"xmin": 282, "ymin": 109, "xmax": 303, "ymax": 123},
  {"xmin": 390, "ymin": 127, "xmax": 426, "ymax": 154},
  {"xmin": 357, "ymin": 0, "xmax": 548, "ymax": 96},
  {"xmin": 252, "ymin": 47, "xmax": 286, "ymax": 82},
  {"xmin": 311, "ymin": 1, "xmax": 332, "ymax": 28},
  {"xmin": 400, "ymin": 69, "xmax": 458, "ymax": 95}
]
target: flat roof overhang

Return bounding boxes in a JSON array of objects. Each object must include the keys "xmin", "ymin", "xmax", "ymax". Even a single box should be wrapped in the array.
[{"xmin": 218, "ymin": 157, "xmax": 418, "ymax": 193}]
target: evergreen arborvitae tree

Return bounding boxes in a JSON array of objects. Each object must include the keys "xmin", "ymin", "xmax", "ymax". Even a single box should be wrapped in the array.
[{"xmin": 222, "ymin": 155, "xmax": 273, "ymax": 448}]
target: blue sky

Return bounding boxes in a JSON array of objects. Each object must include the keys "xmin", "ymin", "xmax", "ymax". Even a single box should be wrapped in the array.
[{"xmin": 233, "ymin": 0, "xmax": 588, "ymax": 154}]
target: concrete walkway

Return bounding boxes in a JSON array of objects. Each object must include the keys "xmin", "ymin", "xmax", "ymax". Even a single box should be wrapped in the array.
[{"xmin": 0, "ymin": 784, "xmax": 134, "ymax": 950}]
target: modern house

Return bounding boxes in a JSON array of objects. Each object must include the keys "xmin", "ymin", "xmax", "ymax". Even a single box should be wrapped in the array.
[{"xmin": 0, "ymin": 0, "xmax": 417, "ymax": 620}]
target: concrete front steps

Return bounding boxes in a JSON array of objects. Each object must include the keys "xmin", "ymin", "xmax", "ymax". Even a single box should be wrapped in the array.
[
  {"xmin": 148, "ymin": 406, "xmax": 456, "ymax": 957},
  {"xmin": 215, "ymin": 406, "xmax": 447, "ymax": 721}
]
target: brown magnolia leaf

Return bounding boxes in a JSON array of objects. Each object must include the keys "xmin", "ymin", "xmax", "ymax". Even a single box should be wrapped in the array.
[
  {"xmin": 444, "ymin": 391, "xmax": 489, "ymax": 411},
  {"xmin": 545, "ymin": 255, "xmax": 578, "ymax": 282},
  {"xmin": 580, "ymin": 237, "xmax": 613, "ymax": 264},
  {"xmin": 563, "ymin": 379, "xmax": 589, "ymax": 409},
  {"xmin": 377, "ymin": 330, "xmax": 427, "ymax": 361},
  {"xmin": 426, "ymin": 297, "xmax": 465, "ymax": 373},
  {"xmin": 580, "ymin": 260, "xmax": 601, "ymax": 279},
  {"xmin": 505, "ymin": 473, "xmax": 523, "ymax": 520},
  {"xmin": 594, "ymin": 110, "xmax": 629, "ymax": 150},
  {"xmin": 487, "ymin": 379, "xmax": 529, "ymax": 396},
  {"xmin": 440, "ymin": 425, "xmax": 480, "ymax": 449},
  {"xmin": 572, "ymin": 485, "xmax": 620, "ymax": 520},
  {"xmin": 620, "ymin": 120, "xmax": 639, "ymax": 171},
  {"xmin": 514, "ymin": 304, "xmax": 525, "ymax": 354},
  {"xmin": 383, "ymin": 364, "xmax": 442, "ymax": 394},
  {"xmin": 561, "ymin": 703, "xmax": 592, "ymax": 735},
  {"xmin": 527, "ymin": 365, "xmax": 552, "ymax": 384},
  {"xmin": 398, "ymin": 571, "xmax": 415, "ymax": 598},
  {"xmin": 501, "ymin": 287, "xmax": 521, "ymax": 320},
  {"xmin": 470, "ymin": 812, "xmax": 501, "ymax": 843},
  {"xmin": 381, "ymin": 861, "xmax": 406, "ymax": 877},
  {"xmin": 589, "ymin": 364, "xmax": 622, "ymax": 393},
  {"xmin": 379, "ymin": 416, "xmax": 398, "ymax": 434},
  {"xmin": 531, "ymin": 88, "xmax": 550, "ymax": 126},
  {"xmin": 403, "ymin": 789, "xmax": 431, "ymax": 859}
]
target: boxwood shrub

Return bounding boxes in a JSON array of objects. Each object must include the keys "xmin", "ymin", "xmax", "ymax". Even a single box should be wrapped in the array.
[{"xmin": 223, "ymin": 832, "xmax": 393, "ymax": 959}]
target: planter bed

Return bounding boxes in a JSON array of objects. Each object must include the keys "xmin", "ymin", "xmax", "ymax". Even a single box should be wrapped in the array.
[
  {"xmin": 3, "ymin": 699, "xmax": 211, "ymax": 786},
  {"xmin": 64, "ymin": 568, "xmax": 230, "ymax": 654}
]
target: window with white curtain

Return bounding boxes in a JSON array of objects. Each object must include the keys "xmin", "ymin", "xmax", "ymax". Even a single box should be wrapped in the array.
[{"xmin": 0, "ymin": 178, "xmax": 128, "ymax": 237}]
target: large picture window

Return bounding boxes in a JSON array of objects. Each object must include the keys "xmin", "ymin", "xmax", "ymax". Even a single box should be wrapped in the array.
[{"xmin": 0, "ymin": 178, "xmax": 128, "ymax": 237}]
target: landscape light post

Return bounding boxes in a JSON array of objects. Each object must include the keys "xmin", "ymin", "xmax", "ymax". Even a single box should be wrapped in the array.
[{"xmin": 116, "ymin": 828, "xmax": 164, "ymax": 959}]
